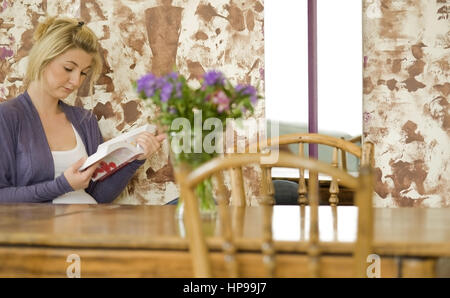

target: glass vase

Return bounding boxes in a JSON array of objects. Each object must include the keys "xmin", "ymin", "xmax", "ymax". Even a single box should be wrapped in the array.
[
  {"xmin": 175, "ymin": 177, "xmax": 217, "ymax": 220},
  {"xmin": 169, "ymin": 130, "xmax": 217, "ymax": 220}
]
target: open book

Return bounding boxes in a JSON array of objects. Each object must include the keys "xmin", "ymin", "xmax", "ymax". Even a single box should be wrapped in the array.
[{"xmin": 79, "ymin": 124, "xmax": 156, "ymax": 181}]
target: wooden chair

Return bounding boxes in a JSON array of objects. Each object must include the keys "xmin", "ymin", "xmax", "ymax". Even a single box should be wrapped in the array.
[
  {"xmin": 340, "ymin": 135, "xmax": 362, "ymax": 171},
  {"xmin": 176, "ymin": 152, "xmax": 374, "ymax": 277},
  {"xmin": 247, "ymin": 133, "xmax": 374, "ymax": 206}
]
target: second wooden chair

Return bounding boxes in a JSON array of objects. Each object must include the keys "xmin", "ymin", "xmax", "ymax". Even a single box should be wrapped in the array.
[{"xmin": 176, "ymin": 152, "xmax": 374, "ymax": 277}]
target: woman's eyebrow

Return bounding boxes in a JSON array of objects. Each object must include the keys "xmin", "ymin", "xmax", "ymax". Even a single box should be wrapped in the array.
[
  {"xmin": 66, "ymin": 61, "xmax": 91, "ymax": 71},
  {"xmin": 66, "ymin": 61, "xmax": 79, "ymax": 66}
]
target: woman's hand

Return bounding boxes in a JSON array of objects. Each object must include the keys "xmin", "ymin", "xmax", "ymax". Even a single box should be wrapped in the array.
[
  {"xmin": 136, "ymin": 132, "xmax": 166, "ymax": 161},
  {"xmin": 64, "ymin": 157, "xmax": 99, "ymax": 191}
]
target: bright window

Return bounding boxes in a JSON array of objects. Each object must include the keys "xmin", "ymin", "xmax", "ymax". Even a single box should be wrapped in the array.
[{"xmin": 265, "ymin": 0, "xmax": 362, "ymax": 137}]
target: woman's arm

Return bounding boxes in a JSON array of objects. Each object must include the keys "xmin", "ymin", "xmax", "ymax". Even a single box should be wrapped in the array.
[
  {"xmin": 83, "ymin": 116, "xmax": 146, "ymax": 203},
  {"xmin": 86, "ymin": 159, "xmax": 145, "ymax": 203},
  {"xmin": 0, "ymin": 175, "xmax": 73, "ymax": 203}
]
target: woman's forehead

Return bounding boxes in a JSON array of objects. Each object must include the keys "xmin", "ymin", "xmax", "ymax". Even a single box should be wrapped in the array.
[{"xmin": 56, "ymin": 48, "xmax": 92, "ymax": 69}]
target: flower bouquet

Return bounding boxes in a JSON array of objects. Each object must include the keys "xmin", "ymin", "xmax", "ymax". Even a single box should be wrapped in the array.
[{"xmin": 135, "ymin": 70, "xmax": 261, "ymax": 218}]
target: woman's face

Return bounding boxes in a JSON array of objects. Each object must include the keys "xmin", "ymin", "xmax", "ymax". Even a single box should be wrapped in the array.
[{"xmin": 41, "ymin": 48, "xmax": 92, "ymax": 100}]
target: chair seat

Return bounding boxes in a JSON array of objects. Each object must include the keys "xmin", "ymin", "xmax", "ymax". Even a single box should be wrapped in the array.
[{"xmin": 272, "ymin": 180, "xmax": 299, "ymax": 205}]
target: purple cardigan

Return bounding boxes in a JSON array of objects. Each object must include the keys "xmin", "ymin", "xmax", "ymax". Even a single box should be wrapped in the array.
[{"xmin": 0, "ymin": 91, "xmax": 145, "ymax": 203}]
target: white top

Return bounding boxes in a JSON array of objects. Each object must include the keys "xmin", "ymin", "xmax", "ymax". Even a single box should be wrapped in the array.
[{"xmin": 52, "ymin": 125, "xmax": 97, "ymax": 204}]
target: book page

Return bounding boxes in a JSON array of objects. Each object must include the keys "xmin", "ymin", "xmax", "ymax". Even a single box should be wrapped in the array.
[{"xmin": 79, "ymin": 124, "xmax": 155, "ymax": 174}]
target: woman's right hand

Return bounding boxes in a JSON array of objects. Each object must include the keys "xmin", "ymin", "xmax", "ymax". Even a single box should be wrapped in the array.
[{"xmin": 63, "ymin": 157, "xmax": 99, "ymax": 191}]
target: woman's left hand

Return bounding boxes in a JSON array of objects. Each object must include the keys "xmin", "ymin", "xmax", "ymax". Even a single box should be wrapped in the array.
[{"xmin": 135, "ymin": 132, "xmax": 166, "ymax": 161}]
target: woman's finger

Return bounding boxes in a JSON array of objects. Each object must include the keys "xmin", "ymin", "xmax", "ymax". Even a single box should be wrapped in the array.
[{"xmin": 138, "ymin": 135, "xmax": 160, "ymax": 150}]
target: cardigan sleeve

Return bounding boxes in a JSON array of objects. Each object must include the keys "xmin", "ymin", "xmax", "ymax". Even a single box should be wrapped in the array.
[
  {"xmin": 83, "ymin": 116, "xmax": 146, "ymax": 203},
  {"xmin": 0, "ymin": 175, "xmax": 74, "ymax": 203},
  {"xmin": 0, "ymin": 105, "xmax": 73, "ymax": 203}
]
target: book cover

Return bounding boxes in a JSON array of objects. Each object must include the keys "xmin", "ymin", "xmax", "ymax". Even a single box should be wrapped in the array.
[{"xmin": 79, "ymin": 124, "xmax": 156, "ymax": 181}]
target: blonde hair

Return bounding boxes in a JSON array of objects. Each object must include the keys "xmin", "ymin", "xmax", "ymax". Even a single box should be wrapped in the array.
[{"xmin": 25, "ymin": 16, "xmax": 103, "ymax": 95}]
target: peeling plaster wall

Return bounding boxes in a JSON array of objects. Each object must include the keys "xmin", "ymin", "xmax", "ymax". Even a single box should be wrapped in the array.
[
  {"xmin": 0, "ymin": 0, "xmax": 265, "ymax": 204},
  {"xmin": 363, "ymin": 0, "xmax": 449, "ymax": 207}
]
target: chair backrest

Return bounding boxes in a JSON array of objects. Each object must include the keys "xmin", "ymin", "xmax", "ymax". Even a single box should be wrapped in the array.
[
  {"xmin": 239, "ymin": 133, "xmax": 374, "ymax": 206},
  {"xmin": 176, "ymin": 152, "xmax": 374, "ymax": 277}
]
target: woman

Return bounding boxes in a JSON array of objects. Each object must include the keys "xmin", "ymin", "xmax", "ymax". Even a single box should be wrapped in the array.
[{"xmin": 0, "ymin": 16, "xmax": 165, "ymax": 204}]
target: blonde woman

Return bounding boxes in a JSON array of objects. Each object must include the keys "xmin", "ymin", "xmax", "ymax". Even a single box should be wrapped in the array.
[{"xmin": 0, "ymin": 17, "xmax": 165, "ymax": 203}]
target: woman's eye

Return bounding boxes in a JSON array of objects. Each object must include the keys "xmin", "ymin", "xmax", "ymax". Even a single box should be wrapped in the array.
[
  {"xmin": 64, "ymin": 67, "xmax": 72, "ymax": 72},
  {"xmin": 81, "ymin": 72, "xmax": 88, "ymax": 76}
]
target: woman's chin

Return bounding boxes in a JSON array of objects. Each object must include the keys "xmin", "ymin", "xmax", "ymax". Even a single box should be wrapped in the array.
[{"xmin": 58, "ymin": 90, "xmax": 73, "ymax": 99}]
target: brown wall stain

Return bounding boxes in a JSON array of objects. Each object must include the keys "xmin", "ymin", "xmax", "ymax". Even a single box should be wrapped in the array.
[
  {"xmin": 435, "ymin": 57, "xmax": 449, "ymax": 72},
  {"xmin": 379, "ymin": 1, "xmax": 407, "ymax": 40},
  {"xmin": 145, "ymin": 2, "xmax": 183, "ymax": 76},
  {"xmin": 80, "ymin": 0, "xmax": 107, "ymax": 23},
  {"xmin": 402, "ymin": 120, "xmax": 424, "ymax": 144},
  {"xmin": 93, "ymin": 101, "xmax": 114, "ymax": 120},
  {"xmin": 194, "ymin": 31, "xmax": 208, "ymax": 41},
  {"xmin": 392, "ymin": 58, "xmax": 403, "ymax": 73},
  {"xmin": 407, "ymin": 59, "xmax": 425, "ymax": 77},
  {"xmin": 254, "ymin": 1, "xmax": 264, "ymax": 13},
  {"xmin": 116, "ymin": 5, "xmax": 145, "ymax": 57},
  {"xmin": 146, "ymin": 163, "xmax": 174, "ymax": 184},
  {"xmin": 121, "ymin": 100, "xmax": 141, "ymax": 125},
  {"xmin": 246, "ymin": 10, "xmax": 255, "ymax": 32},
  {"xmin": 402, "ymin": 77, "xmax": 426, "ymax": 92},
  {"xmin": 436, "ymin": 1, "xmax": 449, "ymax": 20},
  {"xmin": 411, "ymin": 42, "xmax": 426, "ymax": 59},
  {"xmin": 196, "ymin": 3, "xmax": 223, "ymax": 22},
  {"xmin": 225, "ymin": 3, "xmax": 245, "ymax": 32},
  {"xmin": 434, "ymin": 83, "xmax": 450, "ymax": 97},
  {"xmin": 363, "ymin": 77, "xmax": 375, "ymax": 94},
  {"xmin": 374, "ymin": 167, "xmax": 390, "ymax": 199},
  {"xmin": 386, "ymin": 159, "xmax": 428, "ymax": 205},
  {"xmin": 186, "ymin": 60, "xmax": 205, "ymax": 80},
  {"xmin": 386, "ymin": 79, "xmax": 397, "ymax": 91}
]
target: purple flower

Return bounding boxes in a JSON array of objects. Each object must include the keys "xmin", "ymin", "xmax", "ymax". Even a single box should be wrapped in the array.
[
  {"xmin": 166, "ymin": 72, "xmax": 179, "ymax": 81},
  {"xmin": 212, "ymin": 91, "xmax": 230, "ymax": 113},
  {"xmin": 235, "ymin": 84, "xmax": 245, "ymax": 93},
  {"xmin": 155, "ymin": 77, "xmax": 168, "ymax": 89},
  {"xmin": 137, "ymin": 73, "xmax": 157, "ymax": 98},
  {"xmin": 0, "ymin": 47, "xmax": 14, "ymax": 60},
  {"xmin": 203, "ymin": 70, "xmax": 225, "ymax": 86},
  {"xmin": 160, "ymin": 82, "xmax": 173, "ymax": 102},
  {"xmin": 236, "ymin": 84, "xmax": 258, "ymax": 104}
]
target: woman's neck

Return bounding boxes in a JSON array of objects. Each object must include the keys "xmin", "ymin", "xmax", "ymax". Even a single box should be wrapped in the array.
[{"xmin": 27, "ymin": 81, "xmax": 61, "ymax": 117}]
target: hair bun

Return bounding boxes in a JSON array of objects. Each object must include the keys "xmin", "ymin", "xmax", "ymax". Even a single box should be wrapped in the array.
[{"xmin": 33, "ymin": 16, "xmax": 57, "ymax": 42}]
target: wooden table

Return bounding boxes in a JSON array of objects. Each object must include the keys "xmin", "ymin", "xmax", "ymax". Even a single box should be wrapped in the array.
[{"xmin": 0, "ymin": 204, "xmax": 448, "ymax": 277}]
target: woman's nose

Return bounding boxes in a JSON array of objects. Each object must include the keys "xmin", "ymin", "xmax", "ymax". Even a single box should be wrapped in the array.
[{"xmin": 69, "ymin": 72, "xmax": 82, "ymax": 87}]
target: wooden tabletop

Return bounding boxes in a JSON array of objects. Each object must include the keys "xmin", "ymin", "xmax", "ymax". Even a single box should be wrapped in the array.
[{"xmin": 0, "ymin": 204, "xmax": 449, "ymax": 258}]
